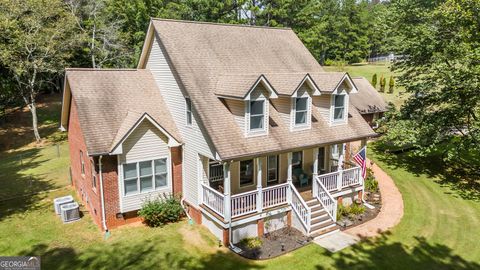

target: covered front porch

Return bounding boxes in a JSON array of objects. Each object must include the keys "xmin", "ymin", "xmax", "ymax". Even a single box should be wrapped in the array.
[{"xmin": 199, "ymin": 142, "xmax": 364, "ymax": 222}]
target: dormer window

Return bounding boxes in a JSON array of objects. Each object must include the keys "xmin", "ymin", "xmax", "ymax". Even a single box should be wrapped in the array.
[
  {"xmin": 294, "ymin": 97, "xmax": 308, "ymax": 125},
  {"xmin": 248, "ymin": 99, "xmax": 266, "ymax": 132},
  {"xmin": 333, "ymin": 94, "xmax": 346, "ymax": 122}
]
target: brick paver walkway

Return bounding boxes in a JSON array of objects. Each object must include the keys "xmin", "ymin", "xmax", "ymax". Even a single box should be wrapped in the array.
[{"xmin": 345, "ymin": 159, "xmax": 404, "ymax": 238}]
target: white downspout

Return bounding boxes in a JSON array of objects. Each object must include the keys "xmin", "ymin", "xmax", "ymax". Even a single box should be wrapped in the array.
[{"xmin": 98, "ymin": 155, "xmax": 108, "ymax": 233}]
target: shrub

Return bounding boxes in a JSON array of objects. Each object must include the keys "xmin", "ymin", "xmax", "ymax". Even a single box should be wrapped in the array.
[
  {"xmin": 388, "ymin": 75, "xmax": 395, "ymax": 93},
  {"xmin": 379, "ymin": 74, "xmax": 386, "ymax": 92},
  {"xmin": 349, "ymin": 203, "xmax": 366, "ymax": 215},
  {"xmin": 138, "ymin": 194, "xmax": 184, "ymax": 227},
  {"xmin": 239, "ymin": 237, "xmax": 263, "ymax": 249},
  {"xmin": 337, "ymin": 204, "xmax": 347, "ymax": 220},
  {"xmin": 364, "ymin": 167, "xmax": 379, "ymax": 192},
  {"xmin": 323, "ymin": 59, "xmax": 336, "ymax": 66},
  {"xmin": 371, "ymin": 73, "xmax": 378, "ymax": 88}
]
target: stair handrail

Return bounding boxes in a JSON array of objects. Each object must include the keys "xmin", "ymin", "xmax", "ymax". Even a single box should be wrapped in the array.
[
  {"xmin": 313, "ymin": 176, "xmax": 337, "ymax": 222},
  {"xmin": 288, "ymin": 182, "xmax": 311, "ymax": 232}
]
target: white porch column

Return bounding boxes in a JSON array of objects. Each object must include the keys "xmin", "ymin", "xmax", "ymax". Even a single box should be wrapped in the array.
[
  {"xmin": 287, "ymin": 152, "xmax": 293, "ymax": 203},
  {"xmin": 312, "ymin": 148, "xmax": 319, "ymax": 196},
  {"xmin": 256, "ymin": 158, "xmax": 263, "ymax": 213},
  {"xmin": 223, "ymin": 162, "xmax": 231, "ymax": 221}
]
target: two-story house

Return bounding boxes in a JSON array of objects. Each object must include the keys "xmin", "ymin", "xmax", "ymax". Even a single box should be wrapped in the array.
[{"xmin": 61, "ymin": 19, "xmax": 377, "ymax": 245}]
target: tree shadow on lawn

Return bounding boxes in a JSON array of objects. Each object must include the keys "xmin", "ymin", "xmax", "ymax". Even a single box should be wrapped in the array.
[
  {"xmin": 0, "ymin": 147, "xmax": 57, "ymax": 221},
  {"xmin": 370, "ymin": 143, "xmax": 480, "ymax": 201},
  {"xmin": 318, "ymin": 232, "xmax": 480, "ymax": 270},
  {"xmin": 20, "ymin": 241, "xmax": 261, "ymax": 270}
]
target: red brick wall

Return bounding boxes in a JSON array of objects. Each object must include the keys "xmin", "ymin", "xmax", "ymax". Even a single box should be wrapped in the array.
[
  {"xmin": 68, "ymin": 100, "xmax": 184, "ymax": 230},
  {"xmin": 171, "ymin": 146, "xmax": 182, "ymax": 195},
  {"xmin": 68, "ymin": 99, "xmax": 102, "ymax": 229}
]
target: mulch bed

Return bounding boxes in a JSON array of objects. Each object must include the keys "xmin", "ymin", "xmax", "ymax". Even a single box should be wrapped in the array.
[
  {"xmin": 236, "ymin": 227, "xmax": 311, "ymax": 259},
  {"xmin": 338, "ymin": 189, "xmax": 382, "ymax": 230}
]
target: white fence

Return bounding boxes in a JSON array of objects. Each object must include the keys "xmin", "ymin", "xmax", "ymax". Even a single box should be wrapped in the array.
[
  {"xmin": 289, "ymin": 183, "xmax": 311, "ymax": 231},
  {"xmin": 201, "ymin": 184, "xmax": 225, "ymax": 216},
  {"xmin": 231, "ymin": 190, "xmax": 258, "ymax": 218},
  {"xmin": 262, "ymin": 183, "xmax": 288, "ymax": 209},
  {"xmin": 318, "ymin": 166, "xmax": 362, "ymax": 191}
]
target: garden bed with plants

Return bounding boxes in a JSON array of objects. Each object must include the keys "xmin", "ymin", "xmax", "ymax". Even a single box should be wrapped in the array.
[
  {"xmin": 236, "ymin": 227, "xmax": 311, "ymax": 260},
  {"xmin": 337, "ymin": 167, "xmax": 382, "ymax": 230}
]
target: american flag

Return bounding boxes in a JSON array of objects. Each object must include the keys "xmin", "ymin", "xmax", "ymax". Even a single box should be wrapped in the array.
[{"xmin": 353, "ymin": 146, "xmax": 367, "ymax": 179}]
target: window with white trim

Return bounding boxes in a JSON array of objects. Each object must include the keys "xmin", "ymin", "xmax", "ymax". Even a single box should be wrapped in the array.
[
  {"xmin": 294, "ymin": 97, "xmax": 308, "ymax": 125},
  {"xmin": 185, "ymin": 97, "xmax": 192, "ymax": 126},
  {"xmin": 249, "ymin": 99, "xmax": 265, "ymax": 131},
  {"xmin": 333, "ymin": 94, "xmax": 346, "ymax": 121},
  {"xmin": 122, "ymin": 158, "xmax": 168, "ymax": 195}
]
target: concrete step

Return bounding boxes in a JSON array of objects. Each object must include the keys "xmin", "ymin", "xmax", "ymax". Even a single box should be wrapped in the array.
[{"xmin": 310, "ymin": 223, "xmax": 339, "ymax": 238}]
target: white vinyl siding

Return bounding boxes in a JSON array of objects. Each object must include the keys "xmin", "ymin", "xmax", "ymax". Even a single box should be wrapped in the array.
[
  {"xmin": 225, "ymin": 99, "xmax": 245, "ymax": 130},
  {"xmin": 146, "ymin": 35, "xmax": 216, "ymax": 206},
  {"xmin": 118, "ymin": 120, "xmax": 172, "ymax": 212},
  {"xmin": 312, "ymin": 95, "xmax": 331, "ymax": 122}
]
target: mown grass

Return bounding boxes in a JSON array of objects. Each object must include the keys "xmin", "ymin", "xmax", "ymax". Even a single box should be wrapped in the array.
[
  {"xmin": 1, "ymin": 143, "xmax": 479, "ymax": 269},
  {"xmin": 324, "ymin": 63, "xmax": 407, "ymax": 108}
]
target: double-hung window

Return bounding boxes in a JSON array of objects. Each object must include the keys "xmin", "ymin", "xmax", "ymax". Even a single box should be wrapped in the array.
[
  {"xmin": 249, "ymin": 100, "xmax": 265, "ymax": 131},
  {"xmin": 294, "ymin": 97, "xmax": 308, "ymax": 125},
  {"xmin": 267, "ymin": 155, "xmax": 279, "ymax": 185},
  {"xmin": 122, "ymin": 158, "xmax": 168, "ymax": 196},
  {"xmin": 333, "ymin": 94, "xmax": 346, "ymax": 121},
  {"xmin": 185, "ymin": 97, "xmax": 192, "ymax": 126}
]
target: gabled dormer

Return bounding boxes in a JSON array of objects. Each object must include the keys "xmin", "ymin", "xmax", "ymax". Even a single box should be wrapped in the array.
[
  {"xmin": 290, "ymin": 74, "xmax": 321, "ymax": 131},
  {"xmin": 329, "ymin": 74, "xmax": 357, "ymax": 126},
  {"xmin": 244, "ymin": 76, "xmax": 277, "ymax": 137}
]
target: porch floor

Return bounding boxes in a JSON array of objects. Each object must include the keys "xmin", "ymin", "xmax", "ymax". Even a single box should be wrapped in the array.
[{"xmin": 295, "ymin": 183, "xmax": 313, "ymax": 201}]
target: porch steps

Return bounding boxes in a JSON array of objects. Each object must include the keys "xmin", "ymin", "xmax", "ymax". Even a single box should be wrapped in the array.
[{"xmin": 306, "ymin": 199, "xmax": 339, "ymax": 238}]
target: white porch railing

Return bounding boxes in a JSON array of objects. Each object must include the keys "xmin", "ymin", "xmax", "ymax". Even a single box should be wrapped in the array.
[
  {"xmin": 289, "ymin": 182, "xmax": 311, "ymax": 231},
  {"xmin": 313, "ymin": 177, "xmax": 337, "ymax": 222},
  {"xmin": 231, "ymin": 190, "xmax": 258, "ymax": 218},
  {"xmin": 318, "ymin": 171, "xmax": 340, "ymax": 191},
  {"xmin": 262, "ymin": 183, "xmax": 289, "ymax": 209},
  {"xmin": 201, "ymin": 184, "xmax": 225, "ymax": 217},
  {"xmin": 318, "ymin": 166, "xmax": 362, "ymax": 192},
  {"xmin": 342, "ymin": 167, "xmax": 361, "ymax": 187}
]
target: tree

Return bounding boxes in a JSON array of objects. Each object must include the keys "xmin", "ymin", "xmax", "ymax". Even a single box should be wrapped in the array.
[
  {"xmin": 379, "ymin": 74, "xmax": 386, "ymax": 92},
  {"xmin": 0, "ymin": 0, "xmax": 80, "ymax": 141},
  {"xmin": 388, "ymin": 75, "xmax": 394, "ymax": 93},
  {"xmin": 385, "ymin": 0, "xmax": 480, "ymax": 179},
  {"xmin": 372, "ymin": 73, "xmax": 378, "ymax": 88}
]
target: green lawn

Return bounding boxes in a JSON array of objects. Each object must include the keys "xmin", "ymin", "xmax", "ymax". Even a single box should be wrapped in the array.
[
  {"xmin": 324, "ymin": 63, "xmax": 407, "ymax": 109},
  {"xmin": 1, "ymin": 142, "xmax": 479, "ymax": 269}
]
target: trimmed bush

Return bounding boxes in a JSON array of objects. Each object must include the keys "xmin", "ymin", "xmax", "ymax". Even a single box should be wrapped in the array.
[
  {"xmin": 388, "ymin": 75, "xmax": 395, "ymax": 93},
  {"xmin": 379, "ymin": 74, "xmax": 386, "ymax": 92},
  {"xmin": 371, "ymin": 73, "xmax": 378, "ymax": 88},
  {"xmin": 239, "ymin": 237, "xmax": 263, "ymax": 249},
  {"xmin": 138, "ymin": 194, "xmax": 184, "ymax": 227}
]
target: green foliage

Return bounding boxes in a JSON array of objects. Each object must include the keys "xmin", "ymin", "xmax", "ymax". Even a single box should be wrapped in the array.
[
  {"xmin": 388, "ymin": 76, "xmax": 395, "ymax": 93},
  {"xmin": 337, "ymin": 202, "xmax": 366, "ymax": 220},
  {"xmin": 364, "ymin": 167, "xmax": 379, "ymax": 192},
  {"xmin": 371, "ymin": 73, "xmax": 378, "ymax": 88},
  {"xmin": 387, "ymin": 0, "xmax": 480, "ymax": 170},
  {"xmin": 138, "ymin": 194, "xmax": 184, "ymax": 227},
  {"xmin": 379, "ymin": 74, "xmax": 386, "ymax": 92},
  {"xmin": 239, "ymin": 237, "xmax": 263, "ymax": 249}
]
